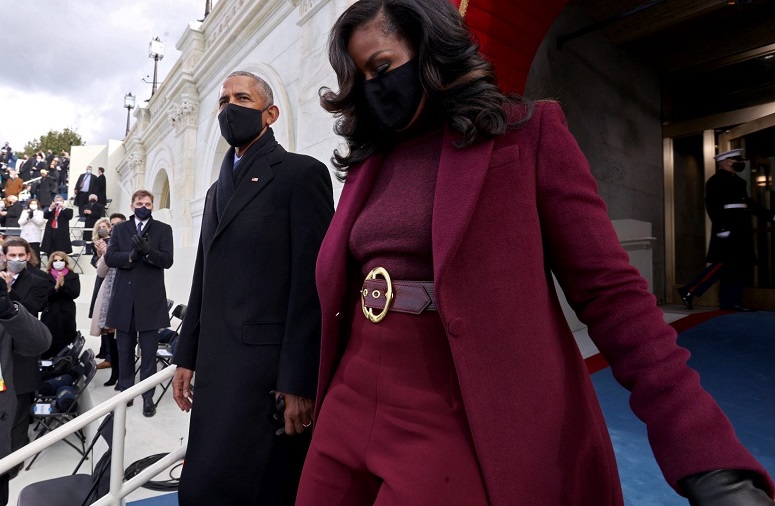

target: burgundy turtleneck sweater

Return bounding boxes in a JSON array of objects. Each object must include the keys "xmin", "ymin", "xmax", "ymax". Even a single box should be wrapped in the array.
[{"xmin": 349, "ymin": 127, "xmax": 444, "ymax": 280}]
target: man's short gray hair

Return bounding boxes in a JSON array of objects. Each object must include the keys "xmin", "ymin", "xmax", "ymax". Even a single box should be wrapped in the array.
[{"xmin": 227, "ymin": 71, "xmax": 274, "ymax": 105}]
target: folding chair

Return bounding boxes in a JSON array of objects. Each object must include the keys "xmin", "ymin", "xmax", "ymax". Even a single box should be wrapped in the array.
[
  {"xmin": 104, "ymin": 198, "xmax": 112, "ymax": 211},
  {"xmin": 135, "ymin": 300, "xmax": 176, "ymax": 374},
  {"xmin": 26, "ymin": 349, "xmax": 98, "ymax": 470},
  {"xmin": 69, "ymin": 240, "xmax": 88, "ymax": 273},
  {"xmin": 39, "ymin": 332, "xmax": 85, "ymax": 385},
  {"xmin": 40, "ymin": 331, "xmax": 85, "ymax": 369},
  {"xmin": 18, "ymin": 413, "xmax": 114, "ymax": 506},
  {"xmin": 154, "ymin": 304, "xmax": 187, "ymax": 407}
]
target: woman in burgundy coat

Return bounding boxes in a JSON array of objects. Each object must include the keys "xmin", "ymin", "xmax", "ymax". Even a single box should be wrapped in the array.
[{"xmin": 296, "ymin": 1, "xmax": 774, "ymax": 504}]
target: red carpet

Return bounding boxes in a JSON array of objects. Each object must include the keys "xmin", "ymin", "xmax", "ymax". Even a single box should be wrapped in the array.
[{"xmin": 583, "ymin": 309, "xmax": 734, "ymax": 374}]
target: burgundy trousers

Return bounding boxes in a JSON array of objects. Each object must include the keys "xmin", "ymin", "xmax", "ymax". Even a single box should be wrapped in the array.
[{"xmin": 296, "ymin": 301, "xmax": 489, "ymax": 505}]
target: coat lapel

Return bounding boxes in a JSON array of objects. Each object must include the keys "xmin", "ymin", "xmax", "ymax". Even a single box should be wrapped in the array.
[
  {"xmin": 212, "ymin": 150, "xmax": 278, "ymax": 240},
  {"xmin": 317, "ymin": 154, "xmax": 383, "ymax": 313},
  {"xmin": 432, "ymin": 129, "xmax": 495, "ymax": 288},
  {"xmin": 315, "ymin": 154, "xmax": 382, "ymax": 403}
]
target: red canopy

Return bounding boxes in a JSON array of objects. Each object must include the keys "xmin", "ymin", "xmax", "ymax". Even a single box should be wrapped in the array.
[{"xmin": 451, "ymin": 0, "xmax": 568, "ymax": 93}]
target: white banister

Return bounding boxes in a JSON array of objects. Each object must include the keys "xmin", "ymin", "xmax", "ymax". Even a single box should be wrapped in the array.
[{"xmin": 0, "ymin": 365, "xmax": 185, "ymax": 505}]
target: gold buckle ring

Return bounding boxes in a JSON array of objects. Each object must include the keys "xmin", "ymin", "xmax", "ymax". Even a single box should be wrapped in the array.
[{"xmin": 361, "ymin": 267, "xmax": 394, "ymax": 323}]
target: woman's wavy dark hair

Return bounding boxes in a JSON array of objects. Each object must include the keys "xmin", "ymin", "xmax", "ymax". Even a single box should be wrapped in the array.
[{"xmin": 321, "ymin": 0, "xmax": 533, "ymax": 180}]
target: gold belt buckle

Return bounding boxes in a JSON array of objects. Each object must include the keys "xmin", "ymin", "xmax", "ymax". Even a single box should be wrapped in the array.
[{"xmin": 361, "ymin": 267, "xmax": 394, "ymax": 323}]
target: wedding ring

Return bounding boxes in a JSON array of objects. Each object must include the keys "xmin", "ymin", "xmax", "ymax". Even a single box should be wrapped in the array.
[{"xmin": 302, "ymin": 421, "xmax": 312, "ymax": 428}]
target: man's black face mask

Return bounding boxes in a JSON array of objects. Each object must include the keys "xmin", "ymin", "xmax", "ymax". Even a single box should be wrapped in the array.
[
  {"xmin": 218, "ymin": 103, "xmax": 268, "ymax": 147},
  {"xmin": 732, "ymin": 161, "xmax": 746, "ymax": 172}
]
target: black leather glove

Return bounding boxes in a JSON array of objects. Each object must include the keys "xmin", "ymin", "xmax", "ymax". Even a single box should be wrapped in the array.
[
  {"xmin": 680, "ymin": 469, "xmax": 773, "ymax": 505},
  {"xmin": 131, "ymin": 234, "xmax": 152, "ymax": 256},
  {"xmin": 0, "ymin": 277, "xmax": 17, "ymax": 318}
]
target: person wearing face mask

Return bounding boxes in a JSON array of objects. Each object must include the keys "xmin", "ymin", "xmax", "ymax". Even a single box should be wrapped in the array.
[
  {"xmin": 18, "ymin": 199, "xmax": 45, "ymax": 260},
  {"xmin": 89, "ymin": 218, "xmax": 112, "ymax": 363},
  {"xmin": 82, "ymin": 193, "xmax": 105, "ymax": 253},
  {"xmin": 73, "ymin": 166, "xmax": 95, "ymax": 216},
  {"xmin": 0, "ymin": 237, "xmax": 50, "ymax": 480},
  {"xmin": 0, "ymin": 272, "xmax": 51, "ymax": 505},
  {"xmin": 677, "ymin": 149, "xmax": 775, "ymax": 311},
  {"xmin": 170, "ymin": 70, "xmax": 333, "ymax": 505},
  {"xmin": 105, "ymin": 191, "xmax": 173, "ymax": 418},
  {"xmin": 41, "ymin": 195, "xmax": 73, "ymax": 257},
  {"xmin": 294, "ymin": 2, "xmax": 775, "ymax": 506},
  {"xmin": 90, "ymin": 215, "xmax": 126, "ymax": 382},
  {"xmin": 40, "ymin": 252, "xmax": 80, "ymax": 358}
]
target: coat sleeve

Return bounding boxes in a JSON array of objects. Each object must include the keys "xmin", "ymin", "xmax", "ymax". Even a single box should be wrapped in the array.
[
  {"xmin": 533, "ymin": 103, "xmax": 774, "ymax": 495},
  {"xmin": 141, "ymin": 223, "xmax": 174, "ymax": 269},
  {"xmin": 2, "ymin": 304, "xmax": 51, "ymax": 357},
  {"xmin": 275, "ymin": 160, "xmax": 334, "ymax": 398},
  {"xmin": 172, "ymin": 235, "xmax": 205, "ymax": 371},
  {"xmin": 32, "ymin": 210, "xmax": 45, "ymax": 227},
  {"xmin": 105, "ymin": 225, "xmax": 135, "ymax": 269},
  {"xmin": 56, "ymin": 273, "xmax": 81, "ymax": 300}
]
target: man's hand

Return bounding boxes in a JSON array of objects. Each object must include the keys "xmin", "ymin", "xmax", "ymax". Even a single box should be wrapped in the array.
[
  {"xmin": 275, "ymin": 391, "xmax": 314, "ymax": 435},
  {"xmin": 0, "ymin": 271, "xmax": 13, "ymax": 292},
  {"xmin": 172, "ymin": 367, "xmax": 194, "ymax": 412},
  {"xmin": 0, "ymin": 277, "xmax": 14, "ymax": 317},
  {"xmin": 131, "ymin": 234, "xmax": 151, "ymax": 255}
]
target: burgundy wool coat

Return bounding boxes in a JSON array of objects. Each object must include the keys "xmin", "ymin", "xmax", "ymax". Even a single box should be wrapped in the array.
[{"xmin": 313, "ymin": 102, "xmax": 773, "ymax": 505}]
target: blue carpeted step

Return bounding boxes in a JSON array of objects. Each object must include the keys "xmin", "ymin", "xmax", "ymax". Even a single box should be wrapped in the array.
[
  {"xmin": 127, "ymin": 492, "xmax": 178, "ymax": 505},
  {"xmin": 591, "ymin": 311, "xmax": 775, "ymax": 505}
]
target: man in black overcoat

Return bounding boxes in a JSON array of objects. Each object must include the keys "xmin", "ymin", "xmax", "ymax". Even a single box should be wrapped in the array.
[
  {"xmin": 171, "ymin": 71, "xmax": 334, "ymax": 505},
  {"xmin": 0, "ymin": 275, "xmax": 51, "ymax": 504},
  {"xmin": 41, "ymin": 195, "xmax": 73, "ymax": 255},
  {"xmin": 94, "ymin": 167, "xmax": 107, "ymax": 204},
  {"xmin": 105, "ymin": 190, "xmax": 173, "ymax": 417},
  {"xmin": 82, "ymin": 194, "xmax": 105, "ymax": 251},
  {"xmin": 1, "ymin": 237, "xmax": 50, "ymax": 479},
  {"xmin": 32, "ymin": 169, "xmax": 58, "ymax": 206},
  {"xmin": 678, "ymin": 148, "xmax": 775, "ymax": 310}
]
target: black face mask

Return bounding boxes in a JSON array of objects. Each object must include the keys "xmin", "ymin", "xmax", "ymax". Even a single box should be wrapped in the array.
[
  {"xmin": 134, "ymin": 207, "xmax": 152, "ymax": 221},
  {"xmin": 362, "ymin": 58, "xmax": 424, "ymax": 131},
  {"xmin": 218, "ymin": 103, "xmax": 268, "ymax": 147},
  {"xmin": 732, "ymin": 161, "xmax": 746, "ymax": 172}
]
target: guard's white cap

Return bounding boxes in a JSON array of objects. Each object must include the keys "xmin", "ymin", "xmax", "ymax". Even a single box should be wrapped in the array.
[{"xmin": 714, "ymin": 148, "xmax": 744, "ymax": 162}]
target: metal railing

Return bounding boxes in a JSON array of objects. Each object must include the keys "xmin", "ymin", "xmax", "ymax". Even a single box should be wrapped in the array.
[{"xmin": 0, "ymin": 365, "xmax": 185, "ymax": 506}]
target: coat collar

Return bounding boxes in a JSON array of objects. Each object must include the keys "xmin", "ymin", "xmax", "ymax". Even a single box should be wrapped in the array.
[{"xmin": 130, "ymin": 215, "xmax": 154, "ymax": 235}]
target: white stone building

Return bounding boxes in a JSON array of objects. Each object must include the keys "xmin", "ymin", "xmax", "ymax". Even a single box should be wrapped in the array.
[{"xmin": 72, "ymin": 0, "xmax": 354, "ymax": 302}]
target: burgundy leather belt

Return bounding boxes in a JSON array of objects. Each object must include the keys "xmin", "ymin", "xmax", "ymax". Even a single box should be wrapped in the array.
[{"xmin": 360, "ymin": 267, "xmax": 436, "ymax": 323}]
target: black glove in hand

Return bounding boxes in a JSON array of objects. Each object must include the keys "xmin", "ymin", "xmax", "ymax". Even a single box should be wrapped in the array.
[
  {"xmin": 680, "ymin": 469, "xmax": 773, "ymax": 505},
  {"xmin": 131, "ymin": 234, "xmax": 152, "ymax": 256},
  {"xmin": 0, "ymin": 278, "xmax": 16, "ymax": 318}
]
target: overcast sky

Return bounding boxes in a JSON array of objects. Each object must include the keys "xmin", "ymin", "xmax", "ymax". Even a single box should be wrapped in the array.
[{"xmin": 0, "ymin": 0, "xmax": 210, "ymax": 153}]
